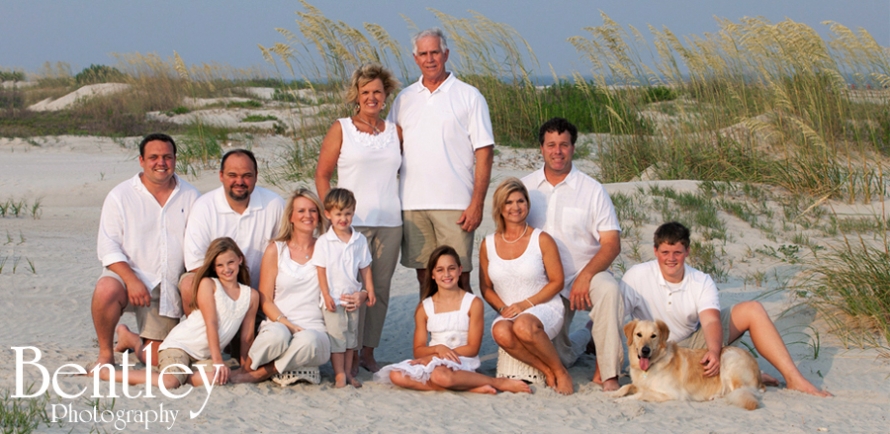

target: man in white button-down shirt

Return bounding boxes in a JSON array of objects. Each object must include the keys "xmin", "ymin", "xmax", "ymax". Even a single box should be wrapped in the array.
[
  {"xmin": 522, "ymin": 117, "xmax": 624, "ymax": 391},
  {"xmin": 179, "ymin": 149, "xmax": 283, "ymax": 315},
  {"xmin": 90, "ymin": 133, "xmax": 199, "ymax": 369}
]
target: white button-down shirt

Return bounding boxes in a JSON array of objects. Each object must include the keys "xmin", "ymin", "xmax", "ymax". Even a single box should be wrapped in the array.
[
  {"xmin": 522, "ymin": 166, "xmax": 621, "ymax": 296},
  {"xmin": 620, "ymin": 260, "xmax": 721, "ymax": 342},
  {"xmin": 97, "ymin": 173, "xmax": 199, "ymax": 318},
  {"xmin": 183, "ymin": 186, "xmax": 284, "ymax": 289},
  {"xmin": 310, "ymin": 227, "xmax": 372, "ymax": 307}
]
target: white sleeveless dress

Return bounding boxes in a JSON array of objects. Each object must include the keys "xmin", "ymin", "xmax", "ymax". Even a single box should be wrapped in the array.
[
  {"xmin": 159, "ymin": 277, "xmax": 252, "ymax": 359},
  {"xmin": 374, "ymin": 292, "xmax": 481, "ymax": 384},
  {"xmin": 485, "ymin": 228, "xmax": 564, "ymax": 339}
]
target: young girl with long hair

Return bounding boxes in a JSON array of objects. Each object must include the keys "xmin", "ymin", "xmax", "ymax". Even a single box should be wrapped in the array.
[
  {"xmin": 374, "ymin": 245, "xmax": 530, "ymax": 394},
  {"xmin": 108, "ymin": 237, "xmax": 259, "ymax": 388}
]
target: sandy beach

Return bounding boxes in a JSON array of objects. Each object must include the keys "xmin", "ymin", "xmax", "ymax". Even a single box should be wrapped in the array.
[{"xmin": 1, "ymin": 135, "xmax": 888, "ymax": 433}]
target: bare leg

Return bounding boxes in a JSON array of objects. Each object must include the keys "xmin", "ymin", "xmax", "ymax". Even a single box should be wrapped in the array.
[
  {"xmin": 231, "ymin": 361, "xmax": 277, "ymax": 384},
  {"xmin": 360, "ymin": 347, "xmax": 380, "ymax": 373},
  {"xmin": 511, "ymin": 315, "xmax": 574, "ymax": 395},
  {"xmin": 428, "ymin": 366, "xmax": 531, "ymax": 394},
  {"xmin": 91, "ymin": 277, "xmax": 128, "ymax": 367},
  {"xmin": 99, "ymin": 365, "xmax": 182, "ymax": 390},
  {"xmin": 728, "ymin": 301, "xmax": 831, "ymax": 397},
  {"xmin": 459, "ymin": 271, "xmax": 472, "ymax": 294},
  {"xmin": 414, "ymin": 269, "xmax": 427, "ymax": 297},
  {"xmin": 492, "ymin": 321, "xmax": 554, "ymax": 384},
  {"xmin": 344, "ymin": 349, "xmax": 361, "ymax": 388},
  {"xmin": 350, "ymin": 351, "xmax": 360, "ymax": 378},
  {"xmin": 179, "ymin": 273, "xmax": 195, "ymax": 316},
  {"xmin": 389, "ymin": 370, "xmax": 443, "ymax": 392},
  {"xmin": 331, "ymin": 352, "xmax": 347, "ymax": 388}
]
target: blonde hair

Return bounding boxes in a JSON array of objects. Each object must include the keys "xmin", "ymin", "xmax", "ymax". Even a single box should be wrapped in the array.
[
  {"xmin": 190, "ymin": 237, "xmax": 250, "ymax": 310},
  {"xmin": 491, "ymin": 177, "xmax": 530, "ymax": 234},
  {"xmin": 344, "ymin": 63, "xmax": 399, "ymax": 110},
  {"xmin": 274, "ymin": 188, "xmax": 327, "ymax": 241},
  {"xmin": 323, "ymin": 188, "xmax": 356, "ymax": 212}
]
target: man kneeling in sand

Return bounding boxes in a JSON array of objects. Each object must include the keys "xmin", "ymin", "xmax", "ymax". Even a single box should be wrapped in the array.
[
  {"xmin": 620, "ymin": 222, "xmax": 830, "ymax": 397},
  {"xmin": 90, "ymin": 133, "xmax": 200, "ymax": 369}
]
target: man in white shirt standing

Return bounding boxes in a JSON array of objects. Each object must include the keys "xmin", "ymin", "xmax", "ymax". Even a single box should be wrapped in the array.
[
  {"xmin": 621, "ymin": 221, "xmax": 831, "ymax": 397},
  {"xmin": 521, "ymin": 117, "xmax": 624, "ymax": 391},
  {"xmin": 387, "ymin": 28, "xmax": 494, "ymax": 293},
  {"xmin": 91, "ymin": 133, "xmax": 199, "ymax": 369},
  {"xmin": 180, "ymin": 149, "xmax": 284, "ymax": 314}
]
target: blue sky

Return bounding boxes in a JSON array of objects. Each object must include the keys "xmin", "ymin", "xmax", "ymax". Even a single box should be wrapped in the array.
[{"xmin": 1, "ymin": 0, "xmax": 887, "ymax": 77}]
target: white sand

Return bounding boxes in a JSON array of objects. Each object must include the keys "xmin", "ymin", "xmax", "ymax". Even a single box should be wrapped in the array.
[
  {"xmin": 26, "ymin": 83, "xmax": 131, "ymax": 112},
  {"xmin": 0, "ymin": 136, "xmax": 887, "ymax": 433}
]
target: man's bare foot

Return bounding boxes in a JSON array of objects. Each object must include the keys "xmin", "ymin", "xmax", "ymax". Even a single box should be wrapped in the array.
[
  {"xmin": 787, "ymin": 377, "xmax": 832, "ymax": 397},
  {"xmin": 113, "ymin": 324, "xmax": 141, "ymax": 354},
  {"xmin": 494, "ymin": 378, "xmax": 532, "ymax": 394},
  {"xmin": 553, "ymin": 370, "xmax": 574, "ymax": 395},
  {"xmin": 80, "ymin": 358, "xmax": 115, "ymax": 377},
  {"xmin": 468, "ymin": 385, "xmax": 497, "ymax": 394},
  {"xmin": 334, "ymin": 373, "xmax": 347, "ymax": 388},
  {"xmin": 597, "ymin": 377, "xmax": 619, "ymax": 392},
  {"xmin": 761, "ymin": 372, "xmax": 780, "ymax": 387},
  {"xmin": 347, "ymin": 376, "xmax": 362, "ymax": 388},
  {"xmin": 230, "ymin": 367, "xmax": 267, "ymax": 384}
]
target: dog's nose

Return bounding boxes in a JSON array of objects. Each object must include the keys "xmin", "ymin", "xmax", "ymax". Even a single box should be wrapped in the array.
[{"xmin": 641, "ymin": 346, "xmax": 651, "ymax": 357}]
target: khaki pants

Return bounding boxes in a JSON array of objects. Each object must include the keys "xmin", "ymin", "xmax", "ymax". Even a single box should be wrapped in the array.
[
  {"xmin": 248, "ymin": 321, "xmax": 331, "ymax": 373},
  {"xmin": 553, "ymin": 271, "xmax": 624, "ymax": 380},
  {"xmin": 401, "ymin": 210, "xmax": 474, "ymax": 271},
  {"xmin": 678, "ymin": 306, "xmax": 735, "ymax": 349},
  {"xmin": 354, "ymin": 226, "xmax": 401, "ymax": 349},
  {"xmin": 100, "ymin": 268, "xmax": 179, "ymax": 341}
]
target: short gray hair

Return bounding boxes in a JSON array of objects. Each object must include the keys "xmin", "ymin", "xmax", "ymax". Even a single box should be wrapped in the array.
[{"xmin": 411, "ymin": 28, "xmax": 448, "ymax": 55}]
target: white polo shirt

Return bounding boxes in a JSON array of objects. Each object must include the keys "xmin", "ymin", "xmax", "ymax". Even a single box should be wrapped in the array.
[
  {"xmin": 387, "ymin": 72, "xmax": 494, "ymax": 210},
  {"xmin": 620, "ymin": 260, "xmax": 721, "ymax": 342},
  {"xmin": 97, "ymin": 173, "xmax": 199, "ymax": 318},
  {"xmin": 183, "ymin": 186, "xmax": 284, "ymax": 289},
  {"xmin": 310, "ymin": 227, "xmax": 372, "ymax": 307},
  {"xmin": 522, "ymin": 166, "xmax": 621, "ymax": 296}
]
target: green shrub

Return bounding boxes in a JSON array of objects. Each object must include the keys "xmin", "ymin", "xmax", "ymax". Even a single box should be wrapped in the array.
[{"xmin": 74, "ymin": 64, "xmax": 126, "ymax": 85}]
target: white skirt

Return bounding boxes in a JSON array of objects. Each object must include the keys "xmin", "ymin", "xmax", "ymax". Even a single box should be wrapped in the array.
[
  {"xmin": 374, "ymin": 356, "xmax": 481, "ymax": 385},
  {"xmin": 491, "ymin": 299, "xmax": 564, "ymax": 340}
]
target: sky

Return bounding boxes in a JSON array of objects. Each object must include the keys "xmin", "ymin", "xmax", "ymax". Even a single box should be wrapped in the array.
[{"xmin": 1, "ymin": 0, "xmax": 887, "ymax": 79}]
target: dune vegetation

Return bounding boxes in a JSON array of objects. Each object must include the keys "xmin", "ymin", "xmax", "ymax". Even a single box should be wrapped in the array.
[{"xmin": 1, "ymin": 2, "xmax": 888, "ymax": 348}]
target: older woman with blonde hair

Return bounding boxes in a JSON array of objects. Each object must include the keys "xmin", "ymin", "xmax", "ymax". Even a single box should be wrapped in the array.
[
  {"xmin": 478, "ymin": 178, "xmax": 573, "ymax": 394},
  {"xmin": 315, "ymin": 63, "xmax": 402, "ymax": 373},
  {"xmin": 234, "ymin": 188, "xmax": 332, "ymax": 385}
]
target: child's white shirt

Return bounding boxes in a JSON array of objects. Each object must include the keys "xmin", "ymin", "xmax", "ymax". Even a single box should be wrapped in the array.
[{"xmin": 310, "ymin": 226, "xmax": 372, "ymax": 307}]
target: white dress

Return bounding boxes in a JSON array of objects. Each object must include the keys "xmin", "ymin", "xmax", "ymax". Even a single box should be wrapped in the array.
[
  {"xmin": 159, "ymin": 278, "xmax": 252, "ymax": 359},
  {"xmin": 374, "ymin": 292, "xmax": 481, "ymax": 384},
  {"xmin": 485, "ymin": 228, "xmax": 565, "ymax": 339}
]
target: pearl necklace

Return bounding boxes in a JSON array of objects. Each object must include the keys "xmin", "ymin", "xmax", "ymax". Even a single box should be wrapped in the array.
[{"xmin": 501, "ymin": 223, "xmax": 528, "ymax": 244}]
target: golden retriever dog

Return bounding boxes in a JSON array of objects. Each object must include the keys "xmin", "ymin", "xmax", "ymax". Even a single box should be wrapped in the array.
[{"xmin": 612, "ymin": 319, "xmax": 764, "ymax": 410}]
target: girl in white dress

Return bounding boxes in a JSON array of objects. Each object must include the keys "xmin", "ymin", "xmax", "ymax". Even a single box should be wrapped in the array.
[
  {"xmin": 375, "ymin": 246, "xmax": 530, "ymax": 394},
  {"xmin": 108, "ymin": 237, "xmax": 259, "ymax": 389}
]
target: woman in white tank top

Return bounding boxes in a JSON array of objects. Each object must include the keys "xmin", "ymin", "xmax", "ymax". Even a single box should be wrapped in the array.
[
  {"xmin": 315, "ymin": 63, "xmax": 403, "ymax": 373},
  {"xmin": 479, "ymin": 178, "xmax": 575, "ymax": 395}
]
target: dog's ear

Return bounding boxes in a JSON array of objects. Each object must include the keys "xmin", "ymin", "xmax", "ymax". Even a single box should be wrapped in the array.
[
  {"xmin": 656, "ymin": 319, "xmax": 670, "ymax": 342},
  {"xmin": 623, "ymin": 320, "xmax": 638, "ymax": 346}
]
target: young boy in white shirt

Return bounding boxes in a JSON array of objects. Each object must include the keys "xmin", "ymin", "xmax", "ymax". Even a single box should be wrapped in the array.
[{"xmin": 312, "ymin": 188, "xmax": 376, "ymax": 388}]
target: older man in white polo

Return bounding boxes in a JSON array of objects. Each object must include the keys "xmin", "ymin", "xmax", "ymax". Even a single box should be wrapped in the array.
[
  {"xmin": 387, "ymin": 27, "xmax": 494, "ymax": 293},
  {"xmin": 91, "ymin": 133, "xmax": 199, "ymax": 369}
]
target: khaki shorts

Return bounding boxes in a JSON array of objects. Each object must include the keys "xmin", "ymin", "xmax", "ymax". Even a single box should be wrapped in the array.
[
  {"xmin": 677, "ymin": 306, "xmax": 736, "ymax": 349},
  {"xmin": 100, "ymin": 269, "xmax": 179, "ymax": 341},
  {"xmin": 323, "ymin": 305, "xmax": 359, "ymax": 353},
  {"xmin": 157, "ymin": 348, "xmax": 195, "ymax": 386},
  {"xmin": 401, "ymin": 210, "xmax": 474, "ymax": 271}
]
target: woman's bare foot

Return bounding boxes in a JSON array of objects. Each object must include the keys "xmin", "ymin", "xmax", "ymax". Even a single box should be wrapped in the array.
[
  {"xmin": 334, "ymin": 373, "xmax": 347, "ymax": 388},
  {"xmin": 360, "ymin": 353, "xmax": 381, "ymax": 373},
  {"xmin": 468, "ymin": 385, "xmax": 497, "ymax": 394},
  {"xmin": 113, "ymin": 324, "xmax": 142, "ymax": 354},
  {"xmin": 347, "ymin": 375, "xmax": 362, "ymax": 388},
  {"xmin": 494, "ymin": 378, "xmax": 532, "ymax": 394},
  {"xmin": 787, "ymin": 376, "xmax": 832, "ymax": 397},
  {"xmin": 553, "ymin": 370, "xmax": 574, "ymax": 395}
]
